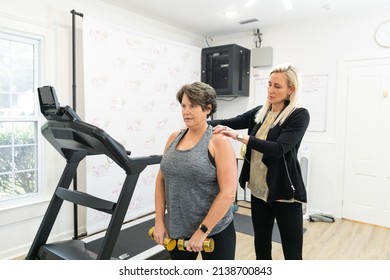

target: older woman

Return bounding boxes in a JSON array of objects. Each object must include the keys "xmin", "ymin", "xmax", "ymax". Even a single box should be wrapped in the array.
[
  {"xmin": 153, "ymin": 82, "xmax": 237, "ymax": 260},
  {"xmin": 210, "ymin": 63, "xmax": 310, "ymax": 260}
]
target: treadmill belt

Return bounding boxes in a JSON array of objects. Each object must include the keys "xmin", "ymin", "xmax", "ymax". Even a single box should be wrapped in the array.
[{"xmin": 85, "ymin": 218, "xmax": 169, "ymax": 260}]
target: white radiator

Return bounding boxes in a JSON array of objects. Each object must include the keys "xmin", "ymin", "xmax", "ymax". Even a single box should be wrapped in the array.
[{"xmin": 299, "ymin": 146, "xmax": 310, "ymax": 220}]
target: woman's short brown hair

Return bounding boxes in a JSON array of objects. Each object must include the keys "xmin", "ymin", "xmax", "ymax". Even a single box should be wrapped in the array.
[{"xmin": 176, "ymin": 82, "xmax": 217, "ymax": 118}]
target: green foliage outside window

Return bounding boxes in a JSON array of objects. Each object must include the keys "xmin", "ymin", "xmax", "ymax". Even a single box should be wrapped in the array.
[{"xmin": 0, "ymin": 122, "xmax": 37, "ymax": 198}]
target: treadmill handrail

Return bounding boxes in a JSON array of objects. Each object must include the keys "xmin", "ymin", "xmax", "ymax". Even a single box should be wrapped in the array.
[{"xmin": 42, "ymin": 117, "xmax": 161, "ymax": 173}]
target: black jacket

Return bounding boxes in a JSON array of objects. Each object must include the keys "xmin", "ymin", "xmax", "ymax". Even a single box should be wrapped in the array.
[{"xmin": 209, "ymin": 106, "xmax": 310, "ymax": 203}]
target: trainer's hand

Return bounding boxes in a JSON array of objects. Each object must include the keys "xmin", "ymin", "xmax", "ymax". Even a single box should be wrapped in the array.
[
  {"xmin": 213, "ymin": 125, "xmax": 238, "ymax": 139},
  {"xmin": 212, "ymin": 124, "xmax": 225, "ymax": 134}
]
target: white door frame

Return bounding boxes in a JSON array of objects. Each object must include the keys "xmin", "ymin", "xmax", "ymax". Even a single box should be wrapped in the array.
[{"xmin": 335, "ymin": 55, "xmax": 390, "ymax": 218}]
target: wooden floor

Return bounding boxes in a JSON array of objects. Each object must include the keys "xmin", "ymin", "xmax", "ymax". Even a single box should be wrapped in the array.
[
  {"xmin": 235, "ymin": 203, "xmax": 390, "ymax": 260},
  {"xmin": 15, "ymin": 204, "xmax": 389, "ymax": 260}
]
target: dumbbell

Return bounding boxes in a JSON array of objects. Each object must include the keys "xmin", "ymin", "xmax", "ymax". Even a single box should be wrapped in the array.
[
  {"xmin": 148, "ymin": 227, "xmax": 176, "ymax": 251},
  {"xmin": 177, "ymin": 237, "xmax": 215, "ymax": 252}
]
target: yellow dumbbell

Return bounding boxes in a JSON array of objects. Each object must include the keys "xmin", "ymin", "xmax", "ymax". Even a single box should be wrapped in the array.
[
  {"xmin": 177, "ymin": 238, "xmax": 215, "ymax": 253},
  {"xmin": 148, "ymin": 227, "xmax": 176, "ymax": 251}
]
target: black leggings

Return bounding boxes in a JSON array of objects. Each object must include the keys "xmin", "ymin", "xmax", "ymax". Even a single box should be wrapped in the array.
[
  {"xmin": 251, "ymin": 195, "xmax": 303, "ymax": 260},
  {"xmin": 168, "ymin": 221, "xmax": 236, "ymax": 260}
]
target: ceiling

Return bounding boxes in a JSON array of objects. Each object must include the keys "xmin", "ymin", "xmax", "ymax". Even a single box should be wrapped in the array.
[{"xmin": 98, "ymin": 0, "xmax": 390, "ymax": 37}]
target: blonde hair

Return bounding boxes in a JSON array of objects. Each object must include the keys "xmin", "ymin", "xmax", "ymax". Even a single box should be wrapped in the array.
[{"xmin": 255, "ymin": 63, "xmax": 302, "ymax": 125}]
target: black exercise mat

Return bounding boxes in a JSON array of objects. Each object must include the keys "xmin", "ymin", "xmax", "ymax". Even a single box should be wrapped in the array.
[
  {"xmin": 234, "ymin": 213, "xmax": 307, "ymax": 243},
  {"xmin": 234, "ymin": 213, "xmax": 283, "ymax": 242},
  {"xmin": 85, "ymin": 218, "xmax": 170, "ymax": 260}
]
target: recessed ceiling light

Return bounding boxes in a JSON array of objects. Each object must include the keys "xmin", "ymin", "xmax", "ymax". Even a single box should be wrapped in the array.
[
  {"xmin": 323, "ymin": 4, "xmax": 336, "ymax": 10},
  {"xmin": 283, "ymin": 0, "xmax": 292, "ymax": 10},
  {"xmin": 225, "ymin": 10, "xmax": 238, "ymax": 18},
  {"xmin": 244, "ymin": 0, "xmax": 258, "ymax": 8}
]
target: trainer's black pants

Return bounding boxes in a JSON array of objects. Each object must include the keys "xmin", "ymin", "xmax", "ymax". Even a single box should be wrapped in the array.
[{"xmin": 251, "ymin": 195, "xmax": 303, "ymax": 260}]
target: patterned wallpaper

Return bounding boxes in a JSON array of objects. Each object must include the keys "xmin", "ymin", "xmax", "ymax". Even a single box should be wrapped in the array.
[{"xmin": 83, "ymin": 16, "xmax": 201, "ymax": 234}]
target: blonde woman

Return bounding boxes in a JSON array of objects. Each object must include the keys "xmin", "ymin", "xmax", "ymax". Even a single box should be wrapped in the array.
[{"xmin": 210, "ymin": 63, "xmax": 310, "ymax": 260}]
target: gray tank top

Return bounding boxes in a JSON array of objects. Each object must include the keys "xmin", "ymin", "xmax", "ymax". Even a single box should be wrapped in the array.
[{"xmin": 160, "ymin": 125, "xmax": 233, "ymax": 239}]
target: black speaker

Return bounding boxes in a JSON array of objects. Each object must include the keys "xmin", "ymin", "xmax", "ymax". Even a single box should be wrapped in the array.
[{"xmin": 201, "ymin": 44, "xmax": 250, "ymax": 97}]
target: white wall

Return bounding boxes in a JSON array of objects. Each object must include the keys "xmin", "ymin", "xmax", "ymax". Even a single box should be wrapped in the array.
[
  {"xmin": 209, "ymin": 7, "xmax": 390, "ymax": 218},
  {"xmin": 0, "ymin": 0, "xmax": 202, "ymax": 260}
]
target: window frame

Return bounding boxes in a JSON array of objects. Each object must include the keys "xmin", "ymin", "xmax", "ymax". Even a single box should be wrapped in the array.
[{"xmin": 0, "ymin": 30, "xmax": 42, "ymax": 204}]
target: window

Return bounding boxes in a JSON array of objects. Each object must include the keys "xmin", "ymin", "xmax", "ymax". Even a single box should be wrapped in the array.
[{"xmin": 0, "ymin": 32, "xmax": 39, "ymax": 200}]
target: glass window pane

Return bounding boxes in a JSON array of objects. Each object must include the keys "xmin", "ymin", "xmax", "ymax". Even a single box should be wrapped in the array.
[
  {"xmin": 14, "ymin": 122, "xmax": 36, "ymax": 144},
  {"xmin": 0, "ymin": 72, "xmax": 11, "ymax": 92},
  {"xmin": 0, "ymin": 147, "xmax": 12, "ymax": 172},
  {"xmin": 0, "ymin": 173, "xmax": 14, "ymax": 198},
  {"xmin": 0, "ymin": 39, "xmax": 35, "ymax": 116},
  {"xmin": 12, "ymin": 61, "xmax": 34, "ymax": 93},
  {"xmin": 11, "ymin": 41, "xmax": 34, "ymax": 93},
  {"xmin": 14, "ymin": 145, "xmax": 36, "ymax": 171},
  {"xmin": 0, "ymin": 122, "xmax": 12, "ymax": 145},
  {"xmin": 0, "ymin": 94, "xmax": 11, "ymax": 113},
  {"xmin": 14, "ymin": 90, "xmax": 35, "ymax": 116},
  {"xmin": 0, "ymin": 38, "xmax": 11, "ymax": 92},
  {"xmin": 15, "ymin": 170, "xmax": 37, "ymax": 194}
]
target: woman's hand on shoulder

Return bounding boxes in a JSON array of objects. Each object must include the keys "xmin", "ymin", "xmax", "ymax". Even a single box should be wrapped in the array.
[
  {"xmin": 212, "ymin": 125, "xmax": 238, "ymax": 140},
  {"xmin": 211, "ymin": 124, "xmax": 226, "ymax": 134}
]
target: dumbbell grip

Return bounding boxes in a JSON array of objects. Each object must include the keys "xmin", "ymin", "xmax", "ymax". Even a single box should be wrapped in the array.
[
  {"xmin": 177, "ymin": 238, "xmax": 214, "ymax": 252},
  {"xmin": 148, "ymin": 227, "xmax": 176, "ymax": 251},
  {"xmin": 182, "ymin": 240, "xmax": 189, "ymax": 248}
]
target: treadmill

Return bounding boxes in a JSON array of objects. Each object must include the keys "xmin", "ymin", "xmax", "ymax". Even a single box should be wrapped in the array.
[{"xmin": 26, "ymin": 86, "xmax": 162, "ymax": 260}]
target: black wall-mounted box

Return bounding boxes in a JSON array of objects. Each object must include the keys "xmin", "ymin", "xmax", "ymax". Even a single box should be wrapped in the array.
[{"xmin": 201, "ymin": 44, "xmax": 250, "ymax": 97}]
